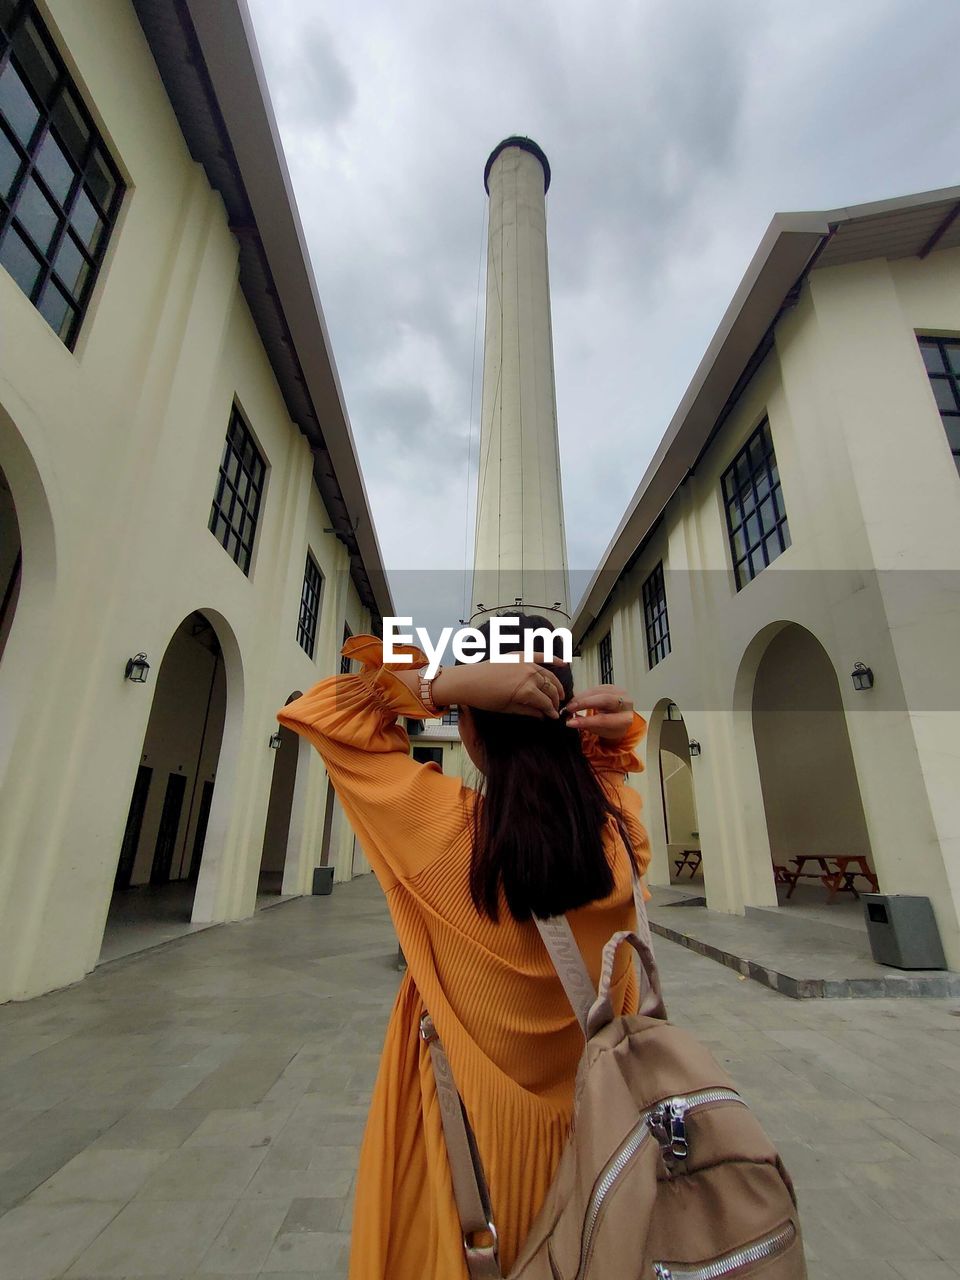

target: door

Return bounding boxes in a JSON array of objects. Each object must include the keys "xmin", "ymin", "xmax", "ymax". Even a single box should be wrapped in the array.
[
  {"xmin": 188, "ymin": 778, "xmax": 215, "ymax": 883},
  {"xmin": 150, "ymin": 772, "xmax": 187, "ymax": 886},
  {"xmin": 115, "ymin": 765, "xmax": 153, "ymax": 891}
]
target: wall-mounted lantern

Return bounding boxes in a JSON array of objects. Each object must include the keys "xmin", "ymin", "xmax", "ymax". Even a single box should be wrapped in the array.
[
  {"xmin": 851, "ymin": 661, "xmax": 874, "ymax": 691},
  {"xmin": 688, "ymin": 739, "xmax": 702, "ymax": 757},
  {"xmin": 268, "ymin": 730, "xmax": 282, "ymax": 750},
  {"xmin": 124, "ymin": 653, "xmax": 150, "ymax": 683},
  {"xmin": 476, "ymin": 603, "xmax": 485, "ymax": 612}
]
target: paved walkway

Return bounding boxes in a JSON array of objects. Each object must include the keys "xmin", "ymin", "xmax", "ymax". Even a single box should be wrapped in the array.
[{"xmin": 2, "ymin": 876, "xmax": 960, "ymax": 1279}]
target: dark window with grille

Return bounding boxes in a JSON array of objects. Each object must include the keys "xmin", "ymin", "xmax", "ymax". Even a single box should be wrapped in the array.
[
  {"xmin": 297, "ymin": 552, "xmax": 323, "ymax": 658},
  {"xmin": 599, "ymin": 630, "xmax": 613, "ymax": 684},
  {"xmin": 441, "ymin": 707, "xmax": 459, "ymax": 725},
  {"xmin": 208, "ymin": 406, "xmax": 265, "ymax": 575},
  {"xmin": 919, "ymin": 337, "xmax": 960, "ymax": 477},
  {"xmin": 0, "ymin": 2, "xmax": 124, "ymax": 347},
  {"xmin": 340, "ymin": 622, "xmax": 353, "ymax": 674},
  {"xmin": 721, "ymin": 418, "xmax": 791, "ymax": 591},
  {"xmin": 642, "ymin": 561, "xmax": 671, "ymax": 669},
  {"xmin": 412, "ymin": 745, "xmax": 443, "ymax": 769}
]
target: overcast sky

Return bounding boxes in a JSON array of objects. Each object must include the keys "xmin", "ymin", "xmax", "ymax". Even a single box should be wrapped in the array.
[{"xmin": 245, "ymin": 0, "xmax": 957, "ymax": 626}]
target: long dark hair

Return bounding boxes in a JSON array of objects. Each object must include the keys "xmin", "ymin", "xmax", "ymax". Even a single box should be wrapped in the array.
[{"xmin": 462, "ymin": 613, "xmax": 638, "ymax": 923}]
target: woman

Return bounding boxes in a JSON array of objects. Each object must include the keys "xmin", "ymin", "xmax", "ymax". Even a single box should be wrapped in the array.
[{"xmin": 276, "ymin": 613, "xmax": 651, "ymax": 1280}]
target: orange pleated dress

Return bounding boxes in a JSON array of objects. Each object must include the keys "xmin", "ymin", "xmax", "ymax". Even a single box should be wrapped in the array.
[{"xmin": 276, "ymin": 635, "xmax": 652, "ymax": 1280}]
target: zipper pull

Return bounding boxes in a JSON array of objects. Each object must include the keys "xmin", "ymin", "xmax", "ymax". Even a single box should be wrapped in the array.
[
  {"xmin": 653, "ymin": 1265, "xmax": 672, "ymax": 1279},
  {"xmin": 648, "ymin": 1103, "xmax": 670, "ymax": 1149},
  {"xmin": 668, "ymin": 1100, "xmax": 689, "ymax": 1160}
]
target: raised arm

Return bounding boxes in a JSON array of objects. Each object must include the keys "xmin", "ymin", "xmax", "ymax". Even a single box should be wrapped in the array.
[
  {"xmin": 566, "ymin": 686, "xmax": 652, "ymax": 886},
  {"xmin": 276, "ymin": 635, "xmax": 468, "ymax": 890}
]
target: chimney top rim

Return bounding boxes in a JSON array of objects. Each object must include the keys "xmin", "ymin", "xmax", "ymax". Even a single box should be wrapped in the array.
[{"xmin": 484, "ymin": 136, "xmax": 551, "ymax": 194}]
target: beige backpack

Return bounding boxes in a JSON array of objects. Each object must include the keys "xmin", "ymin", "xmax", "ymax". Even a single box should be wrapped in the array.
[{"xmin": 421, "ymin": 871, "xmax": 806, "ymax": 1280}]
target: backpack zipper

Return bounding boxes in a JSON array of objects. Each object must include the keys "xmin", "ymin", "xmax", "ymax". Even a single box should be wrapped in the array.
[
  {"xmin": 647, "ymin": 1088, "xmax": 744, "ymax": 1163},
  {"xmin": 576, "ymin": 1088, "xmax": 745, "ymax": 1280},
  {"xmin": 652, "ymin": 1221, "xmax": 797, "ymax": 1279}
]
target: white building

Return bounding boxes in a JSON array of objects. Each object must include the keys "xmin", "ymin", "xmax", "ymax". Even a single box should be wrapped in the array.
[
  {"xmin": 573, "ymin": 187, "xmax": 960, "ymax": 968},
  {"xmin": 0, "ymin": 0, "xmax": 393, "ymax": 1001}
]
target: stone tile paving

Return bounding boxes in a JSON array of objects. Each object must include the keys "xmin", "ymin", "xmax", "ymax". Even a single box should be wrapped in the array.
[{"xmin": 1, "ymin": 875, "xmax": 959, "ymax": 1278}]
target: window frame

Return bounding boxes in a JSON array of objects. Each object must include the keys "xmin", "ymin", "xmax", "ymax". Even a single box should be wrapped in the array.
[
  {"xmin": 598, "ymin": 630, "xmax": 614, "ymax": 685},
  {"xmin": 918, "ymin": 335, "xmax": 960, "ymax": 478},
  {"xmin": 641, "ymin": 560, "xmax": 671, "ymax": 669},
  {"xmin": 721, "ymin": 417, "xmax": 791, "ymax": 592},
  {"xmin": 340, "ymin": 622, "xmax": 353, "ymax": 674},
  {"xmin": 296, "ymin": 550, "xmax": 323, "ymax": 659},
  {"xmin": 208, "ymin": 404, "xmax": 266, "ymax": 577},
  {"xmin": 0, "ymin": 1, "xmax": 125, "ymax": 348}
]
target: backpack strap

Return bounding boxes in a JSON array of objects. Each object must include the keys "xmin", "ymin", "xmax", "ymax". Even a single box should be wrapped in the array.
[
  {"xmin": 535, "ymin": 860, "xmax": 667, "ymax": 1034},
  {"xmin": 419, "ymin": 1012, "xmax": 503, "ymax": 1280}
]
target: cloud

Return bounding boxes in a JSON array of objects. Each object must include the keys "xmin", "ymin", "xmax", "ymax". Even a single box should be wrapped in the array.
[{"xmin": 246, "ymin": 0, "xmax": 958, "ymax": 615}]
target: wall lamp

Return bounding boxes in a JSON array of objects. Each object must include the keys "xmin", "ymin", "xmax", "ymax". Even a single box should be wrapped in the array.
[
  {"xmin": 124, "ymin": 653, "xmax": 150, "ymax": 683},
  {"xmin": 851, "ymin": 661, "xmax": 874, "ymax": 691},
  {"xmin": 688, "ymin": 740, "xmax": 702, "ymax": 757},
  {"xmin": 268, "ymin": 730, "xmax": 282, "ymax": 750}
]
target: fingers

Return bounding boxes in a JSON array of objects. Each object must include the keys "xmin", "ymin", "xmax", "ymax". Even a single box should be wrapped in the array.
[
  {"xmin": 528, "ymin": 652, "xmax": 569, "ymax": 667},
  {"xmin": 531, "ymin": 670, "xmax": 562, "ymax": 718},
  {"xmin": 566, "ymin": 711, "xmax": 627, "ymax": 733},
  {"xmin": 567, "ymin": 688, "xmax": 632, "ymax": 714}
]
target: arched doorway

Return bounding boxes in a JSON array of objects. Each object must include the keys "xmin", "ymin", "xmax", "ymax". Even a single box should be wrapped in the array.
[
  {"xmin": 658, "ymin": 702, "xmax": 702, "ymax": 886},
  {"xmin": 752, "ymin": 624, "xmax": 873, "ymax": 915},
  {"xmin": 257, "ymin": 695, "xmax": 303, "ymax": 898},
  {"xmin": 0, "ymin": 406, "xmax": 57, "ymax": 782},
  {"xmin": 101, "ymin": 611, "xmax": 227, "ymax": 958},
  {"xmin": 0, "ymin": 463, "xmax": 21, "ymax": 666}
]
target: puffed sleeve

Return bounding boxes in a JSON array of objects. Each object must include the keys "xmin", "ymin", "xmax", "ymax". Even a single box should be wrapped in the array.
[
  {"xmin": 276, "ymin": 635, "xmax": 470, "ymax": 890},
  {"xmin": 579, "ymin": 711, "xmax": 652, "ymax": 890},
  {"xmin": 578, "ymin": 710, "xmax": 646, "ymax": 779}
]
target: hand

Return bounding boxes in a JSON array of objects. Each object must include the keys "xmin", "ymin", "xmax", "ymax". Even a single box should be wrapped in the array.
[
  {"xmin": 433, "ymin": 657, "xmax": 566, "ymax": 720},
  {"xmin": 565, "ymin": 686, "xmax": 634, "ymax": 741}
]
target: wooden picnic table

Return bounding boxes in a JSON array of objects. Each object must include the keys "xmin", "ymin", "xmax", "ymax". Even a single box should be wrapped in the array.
[
  {"xmin": 673, "ymin": 849, "xmax": 702, "ymax": 878},
  {"xmin": 781, "ymin": 854, "xmax": 879, "ymax": 902}
]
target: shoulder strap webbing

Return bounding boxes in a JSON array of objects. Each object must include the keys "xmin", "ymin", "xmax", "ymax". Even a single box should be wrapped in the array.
[
  {"xmin": 534, "ymin": 862, "xmax": 666, "ymax": 1034},
  {"xmin": 419, "ymin": 1013, "xmax": 503, "ymax": 1280}
]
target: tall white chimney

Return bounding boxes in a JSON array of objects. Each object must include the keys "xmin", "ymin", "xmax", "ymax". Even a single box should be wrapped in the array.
[{"xmin": 470, "ymin": 137, "xmax": 570, "ymax": 627}]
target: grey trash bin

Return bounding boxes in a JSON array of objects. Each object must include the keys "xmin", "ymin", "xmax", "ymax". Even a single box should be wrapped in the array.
[
  {"xmin": 312, "ymin": 866, "xmax": 335, "ymax": 895},
  {"xmin": 862, "ymin": 894, "xmax": 946, "ymax": 969}
]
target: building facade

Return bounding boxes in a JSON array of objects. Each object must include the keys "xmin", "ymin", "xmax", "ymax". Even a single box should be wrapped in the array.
[
  {"xmin": 574, "ymin": 189, "xmax": 960, "ymax": 968},
  {"xmin": 0, "ymin": 0, "xmax": 392, "ymax": 1001}
]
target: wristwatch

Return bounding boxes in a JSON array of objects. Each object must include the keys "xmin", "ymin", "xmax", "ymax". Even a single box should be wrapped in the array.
[{"xmin": 418, "ymin": 665, "xmax": 442, "ymax": 717}]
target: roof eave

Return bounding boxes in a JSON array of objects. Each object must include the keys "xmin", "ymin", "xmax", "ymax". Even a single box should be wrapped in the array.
[
  {"xmin": 571, "ymin": 215, "xmax": 828, "ymax": 647},
  {"xmin": 133, "ymin": 0, "xmax": 394, "ymax": 626}
]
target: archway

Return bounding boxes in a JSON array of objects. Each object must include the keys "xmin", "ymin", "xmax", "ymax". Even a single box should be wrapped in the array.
[
  {"xmin": 0, "ymin": 402, "xmax": 57, "ymax": 782},
  {"xmin": 0, "ymin": 463, "xmax": 21, "ymax": 666},
  {"xmin": 257, "ymin": 694, "xmax": 304, "ymax": 898},
  {"xmin": 101, "ymin": 610, "xmax": 228, "ymax": 959},
  {"xmin": 751, "ymin": 623, "xmax": 873, "ymax": 916},
  {"xmin": 658, "ymin": 703, "xmax": 702, "ymax": 886}
]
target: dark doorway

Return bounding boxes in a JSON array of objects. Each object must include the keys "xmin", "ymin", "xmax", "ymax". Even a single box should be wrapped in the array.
[
  {"xmin": 115, "ymin": 765, "xmax": 153, "ymax": 891},
  {"xmin": 189, "ymin": 779, "xmax": 215, "ymax": 883},
  {"xmin": 258, "ymin": 719, "xmax": 301, "ymax": 895},
  {"xmin": 0, "ymin": 463, "xmax": 22, "ymax": 665},
  {"xmin": 150, "ymin": 772, "xmax": 187, "ymax": 885}
]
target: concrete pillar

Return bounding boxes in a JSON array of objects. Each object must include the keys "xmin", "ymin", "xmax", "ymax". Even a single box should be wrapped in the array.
[{"xmin": 471, "ymin": 138, "xmax": 570, "ymax": 628}]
